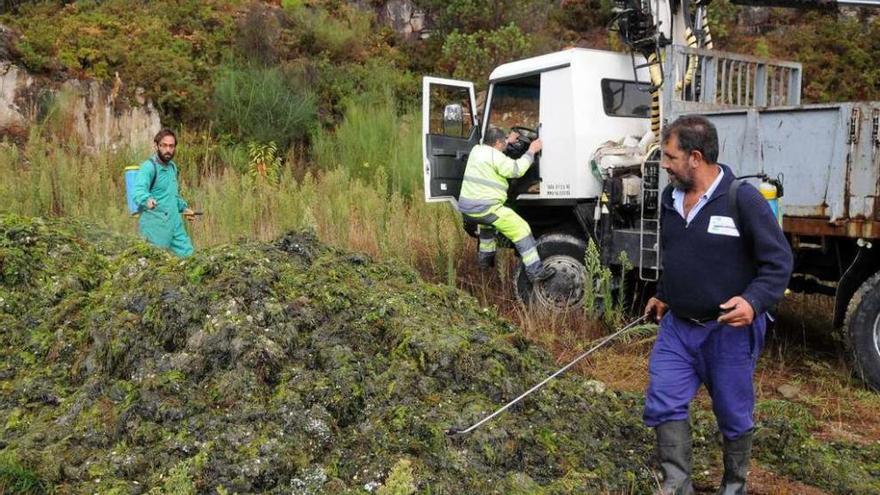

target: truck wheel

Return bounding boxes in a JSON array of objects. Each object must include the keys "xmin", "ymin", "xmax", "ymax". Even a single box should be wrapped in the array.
[
  {"xmin": 515, "ymin": 233, "xmax": 587, "ymax": 311},
  {"xmin": 843, "ymin": 271, "xmax": 880, "ymax": 391}
]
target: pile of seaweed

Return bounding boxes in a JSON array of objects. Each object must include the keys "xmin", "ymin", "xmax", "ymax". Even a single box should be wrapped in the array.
[{"xmin": 1, "ymin": 214, "xmax": 878, "ymax": 494}]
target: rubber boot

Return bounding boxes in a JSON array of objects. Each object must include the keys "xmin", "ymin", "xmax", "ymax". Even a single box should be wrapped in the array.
[
  {"xmin": 716, "ymin": 430, "xmax": 753, "ymax": 495},
  {"xmin": 655, "ymin": 420, "xmax": 695, "ymax": 495},
  {"xmin": 528, "ymin": 265, "xmax": 556, "ymax": 283},
  {"xmin": 477, "ymin": 252, "xmax": 495, "ymax": 270}
]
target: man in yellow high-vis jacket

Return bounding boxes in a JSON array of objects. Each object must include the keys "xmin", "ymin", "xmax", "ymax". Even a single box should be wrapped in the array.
[{"xmin": 458, "ymin": 127, "xmax": 554, "ymax": 283}]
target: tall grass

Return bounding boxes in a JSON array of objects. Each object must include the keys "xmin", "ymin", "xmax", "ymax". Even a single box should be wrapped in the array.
[
  {"xmin": 211, "ymin": 65, "xmax": 318, "ymax": 150},
  {"xmin": 312, "ymin": 91, "xmax": 422, "ymax": 196},
  {"xmin": 0, "ymin": 125, "xmax": 466, "ymax": 285}
]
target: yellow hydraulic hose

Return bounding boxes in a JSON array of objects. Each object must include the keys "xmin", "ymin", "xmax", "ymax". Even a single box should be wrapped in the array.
[
  {"xmin": 676, "ymin": 27, "xmax": 700, "ymax": 93},
  {"xmin": 648, "ymin": 52, "xmax": 663, "ymax": 136},
  {"xmin": 702, "ymin": 7, "xmax": 714, "ymax": 50}
]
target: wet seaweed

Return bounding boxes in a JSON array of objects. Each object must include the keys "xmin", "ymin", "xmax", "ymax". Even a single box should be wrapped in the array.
[{"xmin": 0, "ymin": 214, "xmax": 877, "ymax": 494}]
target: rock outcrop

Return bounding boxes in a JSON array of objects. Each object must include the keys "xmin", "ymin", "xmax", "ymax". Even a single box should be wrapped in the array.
[
  {"xmin": 375, "ymin": 0, "xmax": 427, "ymax": 40},
  {"xmin": 0, "ymin": 24, "xmax": 160, "ymax": 153}
]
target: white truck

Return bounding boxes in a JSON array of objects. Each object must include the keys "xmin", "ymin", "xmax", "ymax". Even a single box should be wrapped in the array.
[{"xmin": 421, "ymin": 0, "xmax": 880, "ymax": 391}]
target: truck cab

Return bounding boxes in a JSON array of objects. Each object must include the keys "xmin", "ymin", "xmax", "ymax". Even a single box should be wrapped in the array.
[
  {"xmin": 423, "ymin": 49, "xmax": 656, "ymax": 309},
  {"xmin": 423, "ymin": 48, "xmax": 651, "ymax": 205}
]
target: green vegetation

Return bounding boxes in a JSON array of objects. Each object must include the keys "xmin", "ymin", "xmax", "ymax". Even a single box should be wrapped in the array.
[
  {"xmin": 0, "ymin": 453, "xmax": 47, "ymax": 495},
  {"xmin": 0, "ymin": 127, "xmax": 464, "ymax": 278},
  {"xmin": 583, "ymin": 239, "xmax": 632, "ymax": 327},
  {"xmin": 211, "ymin": 66, "xmax": 318, "ymax": 149},
  {"xmin": 2, "ymin": 215, "xmax": 878, "ymax": 493},
  {"xmin": 3, "ymin": 1, "xmax": 880, "ymax": 493},
  {"xmin": 441, "ymin": 23, "xmax": 532, "ymax": 83},
  {"xmin": 312, "ymin": 91, "xmax": 422, "ymax": 196},
  {"xmin": 4, "ymin": 0, "xmax": 879, "ymax": 133},
  {"xmin": 3, "ymin": 0, "xmax": 240, "ymax": 123},
  {"xmin": 711, "ymin": 0, "xmax": 880, "ymax": 102}
]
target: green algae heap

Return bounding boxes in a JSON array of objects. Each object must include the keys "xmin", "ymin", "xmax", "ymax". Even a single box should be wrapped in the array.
[
  {"xmin": 1, "ymin": 215, "xmax": 879, "ymax": 494},
  {"xmin": 0, "ymin": 214, "xmax": 654, "ymax": 494}
]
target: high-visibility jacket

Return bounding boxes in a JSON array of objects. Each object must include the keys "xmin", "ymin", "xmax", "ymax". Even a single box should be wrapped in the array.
[{"xmin": 457, "ymin": 144, "xmax": 534, "ymax": 216}]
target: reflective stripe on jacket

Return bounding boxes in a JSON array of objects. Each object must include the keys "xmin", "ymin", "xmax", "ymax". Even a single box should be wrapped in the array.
[{"xmin": 458, "ymin": 144, "xmax": 533, "ymax": 215}]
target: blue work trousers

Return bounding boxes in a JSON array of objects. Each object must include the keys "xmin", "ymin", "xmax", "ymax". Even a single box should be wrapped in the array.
[{"xmin": 643, "ymin": 311, "xmax": 766, "ymax": 440}]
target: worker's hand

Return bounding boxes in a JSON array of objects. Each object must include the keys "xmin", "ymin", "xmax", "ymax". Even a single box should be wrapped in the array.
[
  {"xmin": 644, "ymin": 296, "xmax": 667, "ymax": 322},
  {"xmin": 528, "ymin": 138, "xmax": 543, "ymax": 155},
  {"xmin": 182, "ymin": 208, "xmax": 197, "ymax": 221},
  {"xmin": 718, "ymin": 296, "xmax": 755, "ymax": 327},
  {"xmin": 146, "ymin": 198, "xmax": 157, "ymax": 210},
  {"xmin": 506, "ymin": 131, "xmax": 519, "ymax": 143}
]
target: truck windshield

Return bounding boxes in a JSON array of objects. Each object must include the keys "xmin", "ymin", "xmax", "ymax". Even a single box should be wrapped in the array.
[{"xmin": 487, "ymin": 75, "xmax": 540, "ymax": 134}]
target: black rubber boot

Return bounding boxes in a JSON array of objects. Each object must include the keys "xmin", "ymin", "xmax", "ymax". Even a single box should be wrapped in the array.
[
  {"xmin": 655, "ymin": 420, "xmax": 695, "ymax": 495},
  {"xmin": 716, "ymin": 430, "xmax": 753, "ymax": 495},
  {"xmin": 528, "ymin": 266, "xmax": 556, "ymax": 283},
  {"xmin": 477, "ymin": 253, "xmax": 496, "ymax": 270}
]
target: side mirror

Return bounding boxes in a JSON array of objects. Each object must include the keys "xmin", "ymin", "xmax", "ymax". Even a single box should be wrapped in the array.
[{"xmin": 442, "ymin": 103, "xmax": 464, "ymax": 137}]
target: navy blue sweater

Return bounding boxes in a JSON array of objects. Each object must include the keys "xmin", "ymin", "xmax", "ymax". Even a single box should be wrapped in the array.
[{"xmin": 657, "ymin": 164, "xmax": 793, "ymax": 321}]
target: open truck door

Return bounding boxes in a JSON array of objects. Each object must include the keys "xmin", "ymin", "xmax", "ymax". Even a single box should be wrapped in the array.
[{"xmin": 422, "ymin": 77, "xmax": 480, "ymax": 203}]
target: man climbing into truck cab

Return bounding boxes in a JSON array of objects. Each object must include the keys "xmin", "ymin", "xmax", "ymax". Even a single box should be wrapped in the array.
[
  {"xmin": 643, "ymin": 115, "xmax": 793, "ymax": 495},
  {"xmin": 457, "ymin": 126, "xmax": 555, "ymax": 283}
]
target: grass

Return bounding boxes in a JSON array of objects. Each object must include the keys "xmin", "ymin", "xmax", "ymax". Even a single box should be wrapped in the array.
[
  {"xmin": 0, "ymin": 116, "xmax": 471, "ymax": 300},
  {"xmin": 312, "ymin": 91, "xmax": 422, "ymax": 197},
  {"xmin": 0, "ymin": 454, "xmax": 46, "ymax": 495}
]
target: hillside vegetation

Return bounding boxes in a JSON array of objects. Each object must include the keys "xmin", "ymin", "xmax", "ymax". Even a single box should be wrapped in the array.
[
  {"xmin": 2, "ymin": 2, "xmax": 880, "ymax": 493},
  {"xmin": 3, "ymin": 1, "xmax": 880, "ymax": 131}
]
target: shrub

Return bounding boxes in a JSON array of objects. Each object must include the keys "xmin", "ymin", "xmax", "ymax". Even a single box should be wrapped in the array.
[
  {"xmin": 311, "ymin": 91, "xmax": 421, "ymax": 196},
  {"xmin": 292, "ymin": 57, "xmax": 419, "ymax": 126},
  {"xmin": 549, "ymin": 0, "xmax": 616, "ymax": 32},
  {"xmin": 415, "ymin": 0, "xmax": 543, "ymax": 34},
  {"xmin": 3, "ymin": 0, "xmax": 239, "ymax": 125},
  {"xmin": 440, "ymin": 23, "xmax": 532, "ymax": 83},
  {"xmin": 237, "ymin": 1, "xmax": 283, "ymax": 66},
  {"xmin": 285, "ymin": 2, "xmax": 373, "ymax": 61},
  {"xmin": 211, "ymin": 65, "xmax": 317, "ymax": 150}
]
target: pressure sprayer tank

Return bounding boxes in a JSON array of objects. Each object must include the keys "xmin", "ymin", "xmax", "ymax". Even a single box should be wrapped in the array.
[
  {"xmin": 124, "ymin": 165, "xmax": 141, "ymax": 215},
  {"xmin": 758, "ymin": 181, "xmax": 781, "ymax": 225}
]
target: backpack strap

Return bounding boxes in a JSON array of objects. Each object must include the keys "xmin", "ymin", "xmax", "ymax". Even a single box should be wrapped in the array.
[
  {"xmin": 727, "ymin": 178, "xmax": 743, "ymax": 231},
  {"xmin": 147, "ymin": 157, "xmax": 160, "ymax": 192}
]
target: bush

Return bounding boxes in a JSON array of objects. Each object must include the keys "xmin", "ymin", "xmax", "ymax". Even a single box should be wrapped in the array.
[
  {"xmin": 285, "ymin": 2, "xmax": 374, "ymax": 62},
  {"xmin": 549, "ymin": 0, "xmax": 616, "ymax": 32},
  {"xmin": 440, "ymin": 23, "xmax": 532, "ymax": 83},
  {"xmin": 3, "ymin": 0, "xmax": 239, "ymax": 125},
  {"xmin": 294, "ymin": 57, "xmax": 419, "ymax": 125},
  {"xmin": 311, "ymin": 90, "xmax": 421, "ymax": 196},
  {"xmin": 211, "ymin": 65, "xmax": 318, "ymax": 150},
  {"xmin": 776, "ymin": 13, "xmax": 880, "ymax": 102},
  {"xmin": 415, "ymin": 0, "xmax": 543, "ymax": 34},
  {"xmin": 237, "ymin": 1, "xmax": 284, "ymax": 66}
]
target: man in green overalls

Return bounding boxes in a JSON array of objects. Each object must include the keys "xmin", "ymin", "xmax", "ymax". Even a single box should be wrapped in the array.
[
  {"xmin": 458, "ymin": 126, "xmax": 554, "ymax": 283},
  {"xmin": 132, "ymin": 128, "xmax": 195, "ymax": 257}
]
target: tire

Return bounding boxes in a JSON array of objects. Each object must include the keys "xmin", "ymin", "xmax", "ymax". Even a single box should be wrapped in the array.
[
  {"xmin": 515, "ymin": 233, "xmax": 588, "ymax": 311},
  {"xmin": 843, "ymin": 271, "xmax": 880, "ymax": 391}
]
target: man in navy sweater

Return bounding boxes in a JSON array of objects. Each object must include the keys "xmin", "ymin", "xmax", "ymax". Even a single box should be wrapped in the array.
[{"xmin": 643, "ymin": 115, "xmax": 793, "ymax": 495}]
